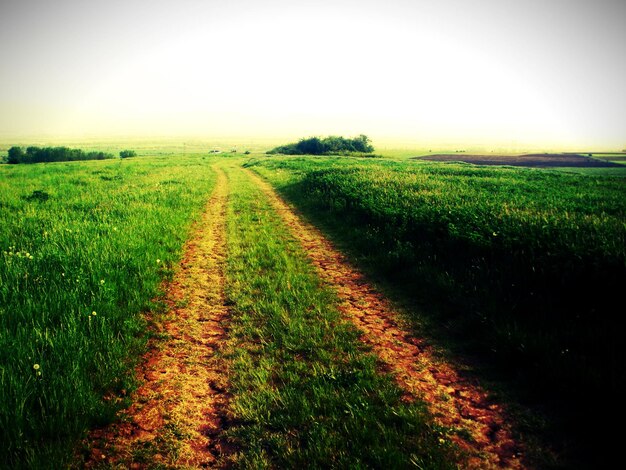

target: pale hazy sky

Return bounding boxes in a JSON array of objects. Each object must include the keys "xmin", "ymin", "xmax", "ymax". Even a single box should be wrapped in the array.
[{"xmin": 0, "ymin": 0, "xmax": 624, "ymax": 149}]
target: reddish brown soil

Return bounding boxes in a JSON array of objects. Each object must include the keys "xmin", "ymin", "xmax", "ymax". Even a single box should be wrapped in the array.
[
  {"xmin": 81, "ymin": 168, "xmax": 231, "ymax": 468},
  {"xmin": 418, "ymin": 153, "xmax": 620, "ymax": 167},
  {"xmin": 247, "ymin": 169, "xmax": 527, "ymax": 469}
]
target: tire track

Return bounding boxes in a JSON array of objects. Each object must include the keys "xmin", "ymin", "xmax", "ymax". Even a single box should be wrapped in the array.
[
  {"xmin": 82, "ymin": 166, "xmax": 232, "ymax": 468},
  {"xmin": 245, "ymin": 167, "xmax": 526, "ymax": 469}
]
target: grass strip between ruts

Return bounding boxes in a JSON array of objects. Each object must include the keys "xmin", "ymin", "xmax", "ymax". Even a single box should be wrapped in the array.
[{"xmin": 222, "ymin": 163, "xmax": 459, "ymax": 468}]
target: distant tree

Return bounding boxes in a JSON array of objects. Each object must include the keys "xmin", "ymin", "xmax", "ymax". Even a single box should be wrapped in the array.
[
  {"xmin": 297, "ymin": 137, "xmax": 325, "ymax": 155},
  {"xmin": 119, "ymin": 150, "xmax": 137, "ymax": 158},
  {"xmin": 353, "ymin": 134, "xmax": 374, "ymax": 153},
  {"xmin": 7, "ymin": 146, "xmax": 25, "ymax": 164},
  {"xmin": 26, "ymin": 146, "xmax": 40, "ymax": 163}
]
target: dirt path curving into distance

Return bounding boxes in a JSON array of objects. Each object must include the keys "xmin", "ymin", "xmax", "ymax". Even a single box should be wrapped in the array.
[
  {"xmin": 82, "ymin": 167, "xmax": 232, "ymax": 468},
  {"xmin": 245, "ymin": 168, "xmax": 526, "ymax": 469}
]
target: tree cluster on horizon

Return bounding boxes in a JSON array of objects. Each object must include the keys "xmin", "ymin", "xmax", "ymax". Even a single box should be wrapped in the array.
[
  {"xmin": 267, "ymin": 135, "xmax": 374, "ymax": 155},
  {"xmin": 6, "ymin": 146, "xmax": 114, "ymax": 164}
]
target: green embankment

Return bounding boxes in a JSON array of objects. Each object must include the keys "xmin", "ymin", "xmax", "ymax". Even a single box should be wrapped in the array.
[
  {"xmin": 250, "ymin": 155, "xmax": 625, "ymax": 458},
  {"xmin": 222, "ymin": 163, "xmax": 458, "ymax": 468},
  {"xmin": 0, "ymin": 156, "xmax": 216, "ymax": 468}
]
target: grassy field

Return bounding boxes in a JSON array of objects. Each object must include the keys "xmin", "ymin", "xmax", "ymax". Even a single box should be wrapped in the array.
[
  {"xmin": 0, "ymin": 156, "xmax": 217, "ymax": 467},
  {"xmin": 2, "ymin": 146, "xmax": 624, "ymax": 467},
  {"xmin": 586, "ymin": 153, "xmax": 626, "ymax": 165},
  {"xmin": 249, "ymin": 155, "xmax": 625, "ymax": 461},
  {"xmin": 1, "ymin": 155, "xmax": 461, "ymax": 468}
]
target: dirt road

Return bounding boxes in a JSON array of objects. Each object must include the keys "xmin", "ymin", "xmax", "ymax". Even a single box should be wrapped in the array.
[
  {"xmin": 82, "ymin": 167, "xmax": 231, "ymax": 468},
  {"xmin": 82, "ymin": 163, "xmax": 526, "ymax": 468}
]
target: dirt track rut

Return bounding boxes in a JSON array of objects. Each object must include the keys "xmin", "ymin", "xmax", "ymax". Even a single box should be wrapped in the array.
[
  {"xmin": 83, "ymin": 167, "xmax": 231, "ymax": 468},
  {"xmin": 245, "ymin": 168, "xmax": 526, "ymax": 469}
]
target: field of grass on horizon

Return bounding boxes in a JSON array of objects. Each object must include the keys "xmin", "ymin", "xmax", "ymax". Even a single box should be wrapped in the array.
[{"xmin": 3, "ymin": 135, "xmax": 624, "ymax": 161}]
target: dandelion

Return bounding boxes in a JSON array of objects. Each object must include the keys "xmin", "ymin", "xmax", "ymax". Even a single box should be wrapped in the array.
[
  {"xmin": 92, "ymin": 311, "xmax": 97, "ymax": 316},
  {"xmin": 100, "ymin": 279, "xmax": 105, "ymax": 285},
  {"xmin": 33, "ymin": 364, "xmax": 40, "ymax": 370},
  {"xmin": 156, "ymin": 259, "xmax": 161, "ymax": 264}
]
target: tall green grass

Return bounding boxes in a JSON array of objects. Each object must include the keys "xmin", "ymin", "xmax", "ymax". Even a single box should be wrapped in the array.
[
  {"xmin": 250, "ymin": 156, "xmax": 626, "ymax": 461},
  {"xmin": 222, "ymin": 164, "xmax": 458, "ymax": 468},
  {"xmin": 0, "ymin": 156, "xmax": 216, "ymax": 468}
]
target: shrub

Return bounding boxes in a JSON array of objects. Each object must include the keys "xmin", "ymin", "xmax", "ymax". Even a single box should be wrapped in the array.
[
  {"xmin": 7, "ymin": 147, "xmax": 25, "ymax": 164},
  {"xmin": 119, "ymin": 150, "xmax": 137, "ymax": 158}
]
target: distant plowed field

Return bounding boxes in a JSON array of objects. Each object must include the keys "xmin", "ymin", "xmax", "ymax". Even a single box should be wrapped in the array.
[{"xmin": 417, "ymin": 153, "xmax": 622, "ymax": 167}]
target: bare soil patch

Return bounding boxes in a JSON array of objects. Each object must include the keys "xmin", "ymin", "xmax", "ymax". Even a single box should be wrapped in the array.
[
  {"xmin": 418, "ymin": 153, "xmax": 621, "ymax": 167},
  {"xmin": 81, "ymin": 167, "xmax": 231, "ymax": 468},
  {"xmin": 246, "ymin": 168, "xmax": 526, "ymax": 469}
]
